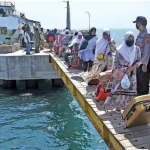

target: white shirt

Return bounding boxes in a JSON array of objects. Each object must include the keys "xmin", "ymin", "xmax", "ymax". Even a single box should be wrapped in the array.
[{"xmin": 24, "ymin": 32, "xmax": 30, "ymax": 43}]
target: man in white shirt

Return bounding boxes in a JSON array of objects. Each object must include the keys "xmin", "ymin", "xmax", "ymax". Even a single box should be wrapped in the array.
[{"xmin": 24, "ymin": 29, "xmax": 31, "ymax": 54}]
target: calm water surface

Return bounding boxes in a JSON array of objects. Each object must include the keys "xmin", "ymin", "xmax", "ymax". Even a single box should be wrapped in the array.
[{"xmin": 0, "ymin": 80, "xmax": 109, "ymax": 150}]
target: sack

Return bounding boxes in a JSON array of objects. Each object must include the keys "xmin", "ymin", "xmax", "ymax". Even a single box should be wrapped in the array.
[
  {"xmin": 99, "ymin": 70, "xmax": 112, "ymax": 84},
  {"xmin": 121, "ymin": 74, "xmax": 130, "ymax": 89},
  {"xmin": 97, "ymin": 54, "xmax": 104, "ymax": 60},
  {"xmin": 82, "ymin": 64, "xmax": 100, "ymax": 83},
  {"xmin": 112, "ymin": 69, "xmax": 125, "ymax": 81}
]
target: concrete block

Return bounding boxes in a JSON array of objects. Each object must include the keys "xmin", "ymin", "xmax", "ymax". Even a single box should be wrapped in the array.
[{"xmin": 0, "ymin": 43, "xmax": 19, "ymax": 54}]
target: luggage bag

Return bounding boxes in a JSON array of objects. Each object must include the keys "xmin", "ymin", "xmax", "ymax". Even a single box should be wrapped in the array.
[
  {"xmin": 95, "ymin": 82, "xmax": 111, "ymax": 101},
  {"xmin": 122, "ymin": 94, "xmax": 150, "ymax": 127}
]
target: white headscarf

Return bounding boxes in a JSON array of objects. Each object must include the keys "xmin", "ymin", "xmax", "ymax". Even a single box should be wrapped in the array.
[
  {"xmin": 62, "ymin": 29, "xmax": 70, "ymax": 40},
  {"xmin": 73, "ymin": 30, "xmax": 79, "ymax": 35},
  {"xmin": 68, "ymin": 32, "xmax": 83, "ymax": 47},
  {"xmin": 117, "ymin": 31, "xmax": 136, "ymax": 66},
  {"xmin": 95, "ymin": 28, "xmax": 110, "ymax": 57}
]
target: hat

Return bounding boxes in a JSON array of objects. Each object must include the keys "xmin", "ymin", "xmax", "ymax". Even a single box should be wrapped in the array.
[{"xmin": 133, "ymin": 16, "xmax": 147, "ymax": 26}]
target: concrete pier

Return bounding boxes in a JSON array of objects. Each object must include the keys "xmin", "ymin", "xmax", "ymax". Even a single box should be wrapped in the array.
[
  {"xmin": 0, "ymin": 49, "xmax": 62, "ymax": 88},
  {"xmin": 0, "ymin": 49, "xmax": 60, "ymax": 80}
]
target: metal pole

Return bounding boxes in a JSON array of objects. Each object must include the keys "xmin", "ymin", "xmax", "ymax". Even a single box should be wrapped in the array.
[
  {"xmin": 63, "ymin": 1, "xmax": 71, "ymax": 30},
  {"xmin": 85, "ymin": 11, "xmax": 90, "ymax": 30},
  {"xmin": 67, "ymin": 1, "xmax": 71, "ymax": 30}
]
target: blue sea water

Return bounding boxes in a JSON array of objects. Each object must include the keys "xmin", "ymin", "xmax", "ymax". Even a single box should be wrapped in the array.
[
  {"xmin": 0, "ymin": 80, "xmax": 109, "ymax": 150},
  {"xmin": 0, "ymin": 29, "xmax": 143, "ymax": 150}
]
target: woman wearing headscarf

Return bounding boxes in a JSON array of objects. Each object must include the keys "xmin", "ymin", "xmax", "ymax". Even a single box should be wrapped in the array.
[
  {"xmin": 82, "ymin": 28, "xmax": 116, "ymax": 83},
  {"xmin": 104, "ymin": 31, "xmax": 141, "ymax": 113},
  {"xmin": 78, "ymin": 27, "xmax": 98, "ymax": 72},
  {"xmin": 70, "ymin": 30, "xmax": 78, "ymax": 43},
  {"xmin": 59, "ymin": 29, "xmax": 72, "ymax": 57},
  {"xmin": 64, "ymin": 32, "xmax": 83, "ymax": 65}
]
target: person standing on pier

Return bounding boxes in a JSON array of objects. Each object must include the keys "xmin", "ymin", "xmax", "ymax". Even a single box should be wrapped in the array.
[
  {"xmin": 24, "ymin": 29, "xmax": 31, "ymax": 55},
  {"xmin": 133, "ymin": 16, "xmax": 150, "ymax": 95},
  {"xmin": 34, "ymin": 28, "xmax": 40, "ymax": 53},
  {"xmin": 46, "ymin": 30, "xmax": 55, "ymax": 52},
  {"xmin": 82, "ymin": 28, "xmax": 116, "ymax": 83},
  {"xmin": 59, "ymin": 29, "xmax": 72, "ymax": 57},
  {"xmin": 70, "ymin": 30, "xmax": 78, "ymax": 43},
  {"xmin": 64, "ymin": 32, "xmax": 83, "ymax": 66},
  {"xmin": 78, "ymin": 27, "xmax": 98, "ymax": 72},
  {"xmin": 39, "ymin": 28, "xmax": 45, "ymax": 50},
  {"xmin": 104, "ymin": 31, "xmax": 141, "ymax": 113}
]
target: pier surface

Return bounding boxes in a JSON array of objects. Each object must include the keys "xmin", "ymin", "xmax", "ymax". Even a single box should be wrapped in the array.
[{"xmin": 50, "ymin": 52, "xmax": 150, "ymax": 150}]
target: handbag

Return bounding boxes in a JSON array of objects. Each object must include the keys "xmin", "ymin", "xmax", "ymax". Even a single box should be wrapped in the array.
[
  {"xmin": 97, "ymin": 54, "xmax": 104, "ymax": 60},
  {"xmin": 97, "ymin": 43, "xmax": 109, "ymax": 60},
  {"xmin": 112, "ymin": 69, "xmax": 125, "ymax": 81}
]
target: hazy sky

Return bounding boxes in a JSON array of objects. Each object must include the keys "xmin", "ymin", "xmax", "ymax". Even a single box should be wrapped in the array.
[{"xmin": 13, "ymin": 0, "xmax": 150, "ymax": 30}]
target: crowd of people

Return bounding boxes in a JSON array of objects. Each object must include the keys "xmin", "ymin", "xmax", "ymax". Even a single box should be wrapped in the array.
[
  {"xmin": 104, "ymin": 16, "xmax": 150, "ymax": 113},
  {"xmin": 20, "ymin": 16, "xmax": 150, "ymax": 113},
  {"xmin": 51, "ymin": 16, "xmax": 150, "ymax": 114}
]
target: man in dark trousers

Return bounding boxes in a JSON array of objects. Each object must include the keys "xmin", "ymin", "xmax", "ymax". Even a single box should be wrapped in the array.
[
  {"xmin": 46, "ymin": 30, "xmax": 55, "ymax": 52},
  {"xmin": 133, "ymin": 16, "xmax": 150, "ymax": 95}
]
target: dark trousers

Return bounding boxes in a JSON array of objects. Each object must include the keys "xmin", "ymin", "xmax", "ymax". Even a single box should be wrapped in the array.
[
  {"xmin": 64, "ymin": 52, "xmax": 71, "ymax": 63},
  {"xmin": 22, "ymin": 38, "xmax": 26, "ymax": 48},
  {"xmin": 137, "ymin": 60, "xmax": 150, "ymax": 95},
  {"xmin": 84, "ymin": 60, "xmax": 93, "ymax": 72}
]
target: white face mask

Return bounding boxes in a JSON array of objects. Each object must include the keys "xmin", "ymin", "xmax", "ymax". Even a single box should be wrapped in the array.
[{"xmin": 121, "ymin": 74, "xmax": 130, "ymax": 89}]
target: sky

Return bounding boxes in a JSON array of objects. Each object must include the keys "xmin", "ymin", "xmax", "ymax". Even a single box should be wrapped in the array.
[{"xmin": 12, "ymin": 0, "xmax": 150, "ymax": 30}]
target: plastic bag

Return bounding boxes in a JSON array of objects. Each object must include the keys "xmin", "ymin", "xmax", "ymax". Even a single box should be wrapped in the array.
[{"xmin": 121, "ymin": 74, "xmax": 130, "ymax": 89}]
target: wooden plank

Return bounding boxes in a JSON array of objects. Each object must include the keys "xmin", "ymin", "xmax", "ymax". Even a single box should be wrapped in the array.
[
  {"xmin": 125, "ymin": 143, "xmax": 150, "ymax": 150},
  {"xmin": 98, "ymin": 110, "xmax": 122, "ymax": 120},
  {"xmin": 114, "ymin": 128, "xmax": 150, "ymax": 141},
  {"xmin": 120, "ymin": 135, "xmax": 150, "ymax": 149},
  {"xmin": 103, "ymin": 116, "xmax": 123, "ymax": 123},
  {"xmin": 105, "ymin": 121, "xmax": 126, "ymax": 129},
  {"xmin": 107, "ymin": 124, "xmax": 150, "ymax": 134}
]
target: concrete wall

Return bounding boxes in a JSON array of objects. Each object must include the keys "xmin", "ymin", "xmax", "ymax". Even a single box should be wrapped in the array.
[{"xmin": 0, "ymin": 54, "xmax": 60, "ymax": 80}]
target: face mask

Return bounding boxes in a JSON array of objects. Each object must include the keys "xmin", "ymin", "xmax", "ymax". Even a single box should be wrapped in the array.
[
  {"xmin": 136, "ymin": 23, "xmax": 140, "ymax": 29},
  {"xmin": 126, "ymin": 40, "xmax": 134, "ymax": 47}
]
